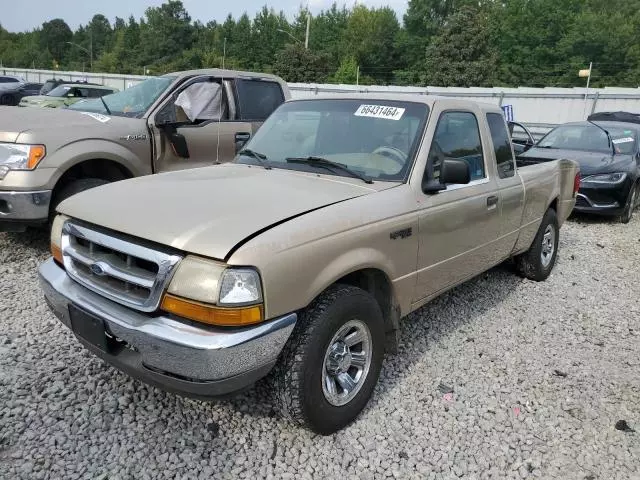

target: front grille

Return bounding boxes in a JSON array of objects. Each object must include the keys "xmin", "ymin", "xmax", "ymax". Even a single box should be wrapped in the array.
[{"xmin": 61, "ymin": 221, "xmax": 182, "ymax": 312}]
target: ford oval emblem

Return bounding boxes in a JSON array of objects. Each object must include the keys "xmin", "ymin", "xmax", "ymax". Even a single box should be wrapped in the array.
[{"xmin": 90, "ymin": 263, "xmax": 106, "ymax": 276}]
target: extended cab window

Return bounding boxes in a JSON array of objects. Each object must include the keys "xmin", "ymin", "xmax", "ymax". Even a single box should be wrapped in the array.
[
  {"xmin": 428, "ymin": 112, "xmax": 485, "ymax": 182},
  {"xmin": 486, "ymin": 113, "xmax": 515, "ymax": 178},
  {"xmin": 236, "ymin": 80, "xmax": 285, "ymax": 121}
]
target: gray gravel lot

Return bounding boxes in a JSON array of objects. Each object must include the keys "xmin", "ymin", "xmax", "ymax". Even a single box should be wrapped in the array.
[{"xmin": 1, "ymin": 215, "xmax": 639, "ymax": 480}]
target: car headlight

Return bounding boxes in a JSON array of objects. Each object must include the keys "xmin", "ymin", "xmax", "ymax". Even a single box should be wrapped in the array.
[
  {"xmin": 0, "ymin": 143, "xmax": 46, "ymax": 171},
  {"xmin": 162, "ymin": 256, "xmax": 264, "ymax": 327},
  {"xmin": 581, "ymin": 172, "xmax": 627, "ymax": 185}
]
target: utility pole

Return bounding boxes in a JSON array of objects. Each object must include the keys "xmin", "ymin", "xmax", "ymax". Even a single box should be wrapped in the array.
[
  {"xmin": 356, "ymin": 65, "xmax": 360, "ymax": 86},
  {"xmin": 223, "ymin": 37, "xmax": 227, "ymax": 69},
  {"xmin": 89, "ymin": 29, "xmax": 93, "ymax": 71},
  {"xmin": 305, "ymin": 11, "xmax": 310, "ymax": 50}
]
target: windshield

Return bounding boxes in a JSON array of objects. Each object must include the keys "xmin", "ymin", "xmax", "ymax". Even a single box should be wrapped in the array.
[
  {"xmin": 538, "ymin": 124, "xmax": 637, "ymax": 155},
  {"xmin": 46, "ymin": 85, "xmax": 73, "ymax": 97},
  {"xmin": 67, "ymin": 76, "xmax": 175, "ymax": 118},
  {"xmin": 235, "ymin": 99, "xmax": 429, "ymax": 182}
]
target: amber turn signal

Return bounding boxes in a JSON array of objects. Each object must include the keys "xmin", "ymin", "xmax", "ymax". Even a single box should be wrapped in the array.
[
  {"xmin": 51, "ymin": 243, "xmax": 63, "ymax": 264},
  {"xmin": 27, "ymin": 145, "xmax": 46, "ymax": 169},
  {"xmin": 161, "ymin": 294, "xmax": 264, "ymax": 327}
]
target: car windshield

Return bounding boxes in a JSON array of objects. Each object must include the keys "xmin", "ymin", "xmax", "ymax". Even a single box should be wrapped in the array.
[
  {"xmin": 235, "ymin": 99, "xmax": 429, "ymax": 182},
  {"xmin": 47, "ymin": 85, "xmax": 75, "ymax": 97},
  {"xmin": 538, "ymin": 124, "xmax": 636, "ymax": 155},
  {"xmin": 67, "ymin": 76, "xmax": 175, "ymax": 118}
]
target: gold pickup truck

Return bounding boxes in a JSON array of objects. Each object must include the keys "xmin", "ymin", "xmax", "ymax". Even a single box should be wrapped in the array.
[
  {"xmin": 0, "ymin": 69, "xmax": 289, "ymax": 232},
  {"xmin": 39, "ymin": 95, "xmax": 579, "ymax": 434}
]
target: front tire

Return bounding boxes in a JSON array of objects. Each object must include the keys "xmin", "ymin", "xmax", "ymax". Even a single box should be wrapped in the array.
[
  {"xmin": 514, "ymin": 208, "xmax": 559, "ymax": 281},
  {"xmin": 271, "ymin": 284, "xmax": 385, "ymax": 434},
  {"xmin": 48, "ymin": 178, "xmax": 110, "ymax": 228},
  {"xmin": 620, "ymin": 182, "xmax": 639, "ymax": 224}
]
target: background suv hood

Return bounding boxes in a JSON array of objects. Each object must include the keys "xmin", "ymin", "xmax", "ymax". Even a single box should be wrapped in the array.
[
  {"xmin": 57, "ymin": 164, "xmax": 380, "ymax": 260},
  {"xmin": 19, "ymin": 95, "xmax": 64, "ymax": 107}
]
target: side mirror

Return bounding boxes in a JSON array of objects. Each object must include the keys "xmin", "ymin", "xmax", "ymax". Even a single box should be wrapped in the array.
[
  {"xmin": 423, "ymin": 158, "xmax": 471, "ymax": 194},
  {"xmin": 160, "ymin": 124, "xmax": 190, "ymax": 158},
  {"xmin": 169, "ymin": 131, "xmax": 190, "ymax": 158},
  {"xmin": 235, "ymin": 132, "xmax": 251, "ymax": 154}
]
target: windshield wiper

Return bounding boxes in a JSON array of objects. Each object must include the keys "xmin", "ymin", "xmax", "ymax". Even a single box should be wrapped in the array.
[
  {"xmin": 98, "ymin": 95, "xmax": 111, "ymax": 115},
  {"xmin": 238, "ymin": 149, "xmax": 271, "ymax": 170},
  {"xmin": 536, "ymin": 145, "xmax": 555, "ymax": 149},
  {"xmin": 286, "ymin": 156, "xmax": 373, "ymax": 184},
  {"xmin": 588, "ymin": 120, "xmax": 615, "ymax": 155}
]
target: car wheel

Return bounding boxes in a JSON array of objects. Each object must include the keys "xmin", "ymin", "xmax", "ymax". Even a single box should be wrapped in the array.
[
  {"xmin": 0, "ymin": 94, "xmax": 13, "ymax": 106},
  {"xmin": 49, "ymin": 178, "xmax": 110, "ymax": 224},
  {"xmin": 271, "ymin": 284, "xmax": 385, "ymax": 434},
  {"xmin": 619, "ymin": 182, "xmax": 639, "ymax": 224},
  {"xmin": 514, "ymin": 208, "xmax": 559, "ymax": 281}
]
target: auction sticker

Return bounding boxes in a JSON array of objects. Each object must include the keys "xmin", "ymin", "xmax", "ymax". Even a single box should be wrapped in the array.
[
  {"xmin": 355, "ymin": 104, "xmax": 405, "ymax": 121},
  {"xmin": 612, "ymin": 137, "xmax": 634, "ymax": 144},
  {"xmin": 80, "ymin": 112, "xmax": 111, "ymax": 123}
]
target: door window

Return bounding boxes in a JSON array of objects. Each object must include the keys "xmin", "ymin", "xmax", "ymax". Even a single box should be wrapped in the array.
[
  {"xmin": 173, "ymin": 81, "xmax": 228, "ymax": 124},
  {"xmin": 487, "ymin": 113, "xmax": 515, "ymax": 178},
  {"xmin": 428, "ymin": 111, "xmax": 485, "ymax": 182},
  {"xmin": 235, "ymin": 80, "xmax": 285, "ymax": 121}
]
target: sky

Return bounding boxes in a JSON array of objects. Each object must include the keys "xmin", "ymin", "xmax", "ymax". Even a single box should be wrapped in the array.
[{"xmin": 2, "ymin": 0, "xmax": 408, "ymax": 33}]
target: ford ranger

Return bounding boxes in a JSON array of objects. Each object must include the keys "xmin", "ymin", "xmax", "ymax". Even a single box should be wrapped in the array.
[
  {"xmin": 39, "ymin": 95, "xmax": 580, "ymax": 434},
  {"xmin": 0, "ymin": 69, "xmax": 289, "ymax": 231}
]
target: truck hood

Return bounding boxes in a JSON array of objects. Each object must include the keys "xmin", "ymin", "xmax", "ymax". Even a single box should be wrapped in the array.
[
  {"xmin": 57, "ymin": 164, "xmax": 384, "ymax": 260},
  {"xmin": 0, "ymin": 106, "xmax": 109, "ymax": 142},
  {"xmin": 519, "ymin": 147, "xmax": 634, "ymax": 176}
]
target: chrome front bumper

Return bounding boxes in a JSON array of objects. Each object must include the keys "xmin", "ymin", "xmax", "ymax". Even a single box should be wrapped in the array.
[
  {"xmin": 0, "ymin": 189, "xmax": 51, "ymax": 230},
  {"xmin": 39, "ymin": 258, "xmax": 297, "ymax": 398}
]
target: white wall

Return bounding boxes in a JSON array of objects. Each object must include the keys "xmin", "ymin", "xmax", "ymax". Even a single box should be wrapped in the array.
[{"xmin": 4, "ymin": 67, "xmax": 640, "ymax": 129}]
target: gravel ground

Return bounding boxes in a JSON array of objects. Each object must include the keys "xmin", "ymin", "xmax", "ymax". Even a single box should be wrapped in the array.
[{"xmin": 1, "ymin": 214, "xmax": 639, "ymax": 480}]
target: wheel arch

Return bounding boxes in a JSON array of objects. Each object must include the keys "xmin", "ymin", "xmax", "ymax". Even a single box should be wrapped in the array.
[{"xmin": 50, "ymin": 158, "xmax": 135, "ymax": 214}]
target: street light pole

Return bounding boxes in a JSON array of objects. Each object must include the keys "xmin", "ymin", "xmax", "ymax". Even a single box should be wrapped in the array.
[
  {"xmin": 276, "ymin": 29, "xmax": 303, "ymax": 46},
  {"xmin": 66, "ymin": 41, "xmax": 92, "ymax": 70}
]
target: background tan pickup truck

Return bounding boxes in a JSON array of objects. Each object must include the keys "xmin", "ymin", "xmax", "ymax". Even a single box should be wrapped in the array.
[
  {"xmin": 40, "ymin": 94, "xmax": 579, "ymax": 434},
  {"xmin": 0, "ymin": 69, "xmax": 289, "ymax": 231}
]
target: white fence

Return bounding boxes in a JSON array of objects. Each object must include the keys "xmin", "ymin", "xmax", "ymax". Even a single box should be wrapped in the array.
[{"xmin": 4, "ymin": 67, "xmax": 640, "ymax": 135}]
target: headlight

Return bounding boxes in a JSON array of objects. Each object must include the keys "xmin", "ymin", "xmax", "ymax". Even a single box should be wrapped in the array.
[
  {"xmin": 0, "ymin": 143, "xmax": 46, "ymax": 170},
  {"xmin": 50, "ymin": 214, "xmax": 68, "ymax": 264},
  {"xmin": 581, "ymin": 172, "xmax": 627, "ymax": 185},
  {"xmin": 162, "ymin": 256, "xmax": 264, "ymax": 327}
]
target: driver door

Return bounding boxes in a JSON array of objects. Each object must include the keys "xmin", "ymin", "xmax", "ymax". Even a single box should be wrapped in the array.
[{"xmin": 150, "ymin": 76, "xmax": 253, "ymax": 173}]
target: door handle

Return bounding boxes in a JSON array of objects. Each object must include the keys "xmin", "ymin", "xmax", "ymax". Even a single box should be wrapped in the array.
[{"xmin": 487, "ymin": 195, "xmax": 499, "ymax": 207}]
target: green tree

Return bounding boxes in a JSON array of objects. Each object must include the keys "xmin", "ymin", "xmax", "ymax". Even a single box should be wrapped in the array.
[
  {"xmin": 40, "ymin": 19, "xmax": 72, "ymax": 63},
  {"xmin": 332, "ymin": 56, "xmax": 358, "ymax": 84},
  {"xmin": 420, "ymin": 6, "xmax": 497, "ymax": 87},
  {"xmin": 273, "ymin": 43, "xmax": 329, "ymax": 82},
  {"xmin": 140, "ymin": 0, "xmax": 194, "ymax": 66},
  {"xmin": 341, "ymin": 5, "xmax": 400, "ymax": 84}
]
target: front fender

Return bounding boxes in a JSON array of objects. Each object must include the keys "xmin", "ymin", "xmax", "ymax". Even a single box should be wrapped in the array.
[
  {"xmin": 256, "ymin": 242, "xmax": 405, "ymax": 321},
  {"xmin": 42, "ymin": 139, "xmax": 151, "ymax": 188}
]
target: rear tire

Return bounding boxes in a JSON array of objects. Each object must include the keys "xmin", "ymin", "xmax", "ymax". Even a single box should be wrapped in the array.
[
  {"xmin": 619, "ymin": 182, "xmax": 638, "ymax": 224},
  {"xmin": 271, "ymin": 284, "xmax": 385, "ymax": 434},
  {"xmin": 514, "ymin": 208, "xmax": 559, "ymax": 281}
]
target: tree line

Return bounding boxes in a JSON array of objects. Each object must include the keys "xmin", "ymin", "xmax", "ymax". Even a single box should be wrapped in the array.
[{"xmin": 1, "ymin": 0, "xmax": 639, "ymax": 88}]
